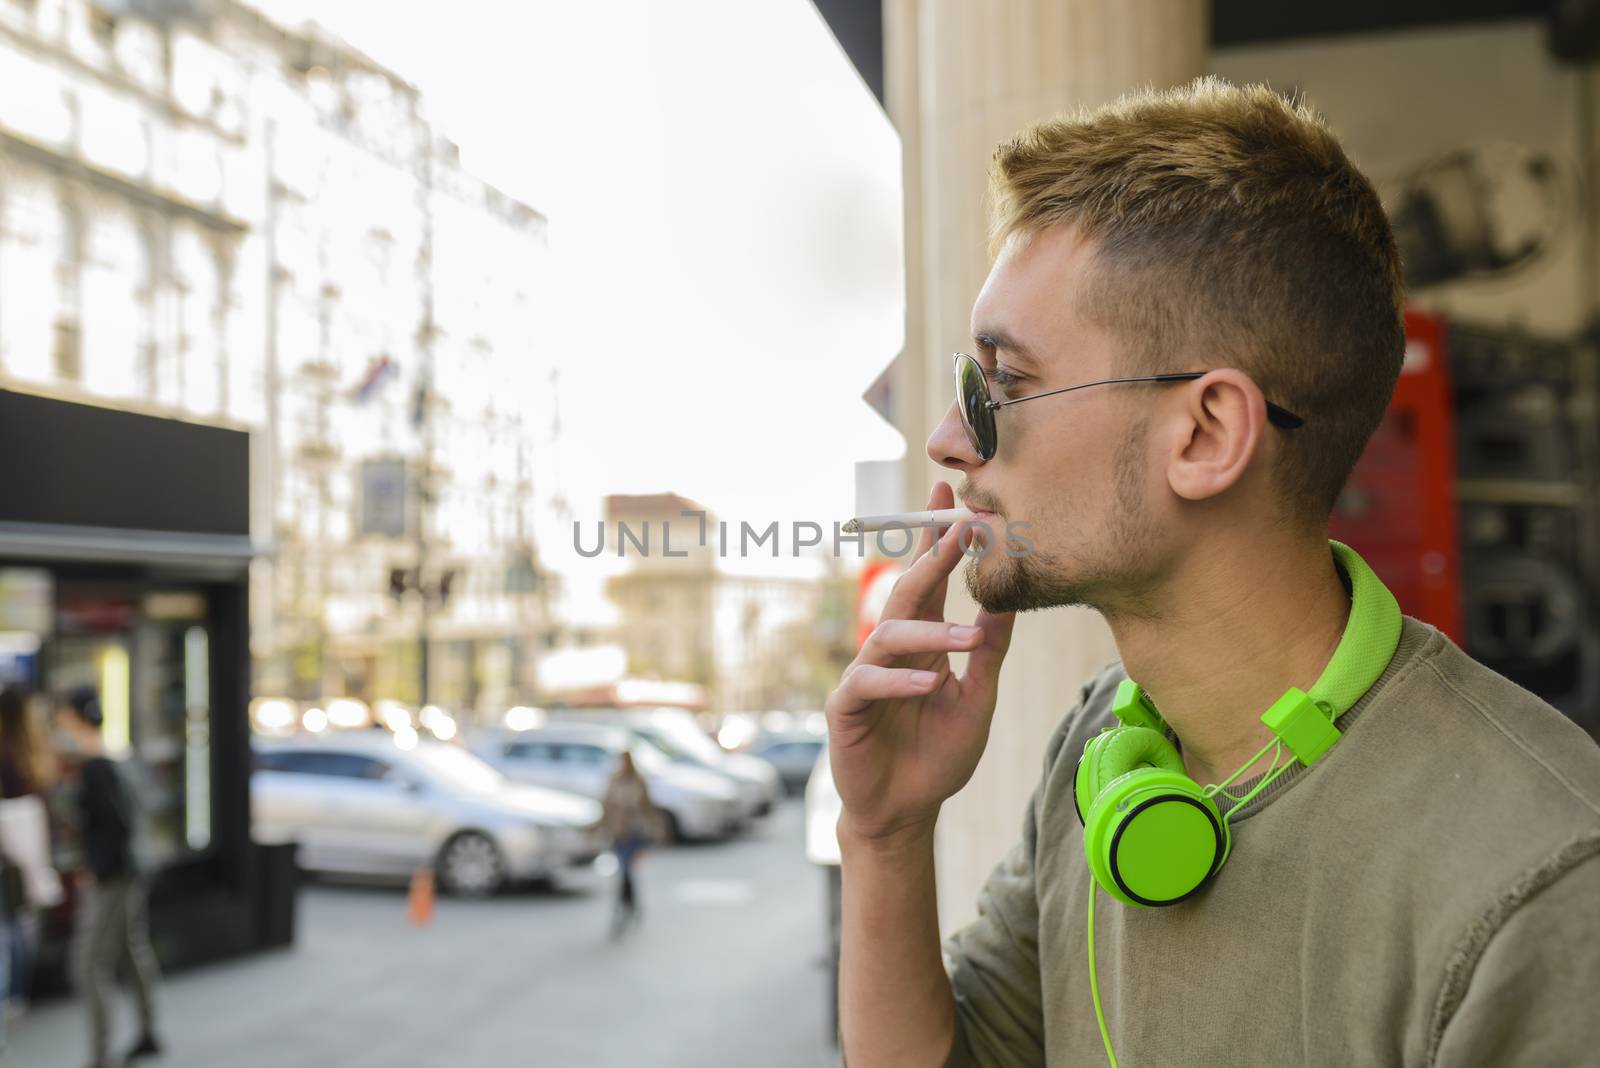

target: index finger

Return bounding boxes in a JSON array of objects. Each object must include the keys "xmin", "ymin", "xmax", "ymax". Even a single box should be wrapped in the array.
[{"xmin": 881, "ymin": 515, "xmax": 971, "ymax": 623}]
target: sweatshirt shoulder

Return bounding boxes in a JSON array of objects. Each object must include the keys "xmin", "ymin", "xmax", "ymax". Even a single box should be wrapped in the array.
[{"xmin": 1399, "ymin": 619, "xmax": 1600, "ymax": 821}]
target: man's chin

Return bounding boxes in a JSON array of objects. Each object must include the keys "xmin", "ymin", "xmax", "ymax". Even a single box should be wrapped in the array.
[{"xmin": 963, "ymin": 554, "xmax": 1079, "ymax": 614}]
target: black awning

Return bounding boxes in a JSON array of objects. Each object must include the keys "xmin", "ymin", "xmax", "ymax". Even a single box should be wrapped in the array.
[{"xmin": 0, "ymin": 388, "xmax": 250, "ymax": 541}]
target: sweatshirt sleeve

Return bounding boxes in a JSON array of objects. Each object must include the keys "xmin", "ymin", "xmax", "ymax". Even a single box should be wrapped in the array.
[
  {"xmin": 1431, "ymin": 847, "xmax": 1600, "ymax": 1067},
  {"xmin": 939, "ymin": 784, "xmax": 1047, "ymax": 1068},
  {"xmin": 939, "ymin": 678, "xmax": 1099, "ymax": 1068}
]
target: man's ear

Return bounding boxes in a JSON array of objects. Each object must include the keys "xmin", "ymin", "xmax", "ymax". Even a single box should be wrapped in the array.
[{"xmin": 1164, "ymin": 369, "xmax": 1269, "ymax": 503}]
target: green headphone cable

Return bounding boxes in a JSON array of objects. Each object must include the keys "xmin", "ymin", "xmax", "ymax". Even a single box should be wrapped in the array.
[
  {"xmin": 1205, "ymin": 739, "xmax": 1290, "ymax": 812},
  {"xmin": 1087, "ymin": 879, "xmax": 1119, "ymax": 1068},
  {"xmin": 1086, "ymin": 737, "xmax": 1294, "ymax": 1068}
]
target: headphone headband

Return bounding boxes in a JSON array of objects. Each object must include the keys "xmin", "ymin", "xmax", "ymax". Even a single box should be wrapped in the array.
[
  {"xmin": 1111, "ymin": 540, "xmax": 1402, "ymax": 738},
  {"xmin": 1304, "ymin": 540, "xmax": 1403, "ymax": 719}
]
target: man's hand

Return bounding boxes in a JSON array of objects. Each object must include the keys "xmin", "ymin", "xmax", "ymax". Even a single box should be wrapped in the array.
[{"xmin": 825, "ymin": 482, "xmax": 1016, "ymax": 847}]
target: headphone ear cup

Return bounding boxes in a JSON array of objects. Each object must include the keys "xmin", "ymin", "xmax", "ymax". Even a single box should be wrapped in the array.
[
  {"xmin": 1084, "ymin": 726, "xmax": 1183, "ymax": 794},
  {"xmin": 1075, "ymin": 726, "xmax": 1176, "ymax": 826},
  {"xmin": 1078, "ymin": 728, "xmax": 1226, "ymax": 908},
  {"xmin": 1073, "ymin": 752, "xmax": 1089, "ymax": 826}
]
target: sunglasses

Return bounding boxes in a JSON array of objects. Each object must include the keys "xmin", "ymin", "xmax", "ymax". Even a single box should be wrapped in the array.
[{"xmin": 952, "ymin": 351, "xmax": 1306, "ymax": 461}]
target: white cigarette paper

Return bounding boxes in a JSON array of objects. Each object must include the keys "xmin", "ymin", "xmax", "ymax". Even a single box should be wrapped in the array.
[{"xmin": 843, "ymin": 508, "xmax": 975, "ymax": 534}]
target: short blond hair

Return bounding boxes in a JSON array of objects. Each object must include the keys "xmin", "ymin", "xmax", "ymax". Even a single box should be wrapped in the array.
[{"xmin": 989, "ymin": 77, "xmax": 1405, "ymax": 528}]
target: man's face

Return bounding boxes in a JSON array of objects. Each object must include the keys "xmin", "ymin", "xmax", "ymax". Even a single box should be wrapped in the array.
[
  {"xmin": 925, "ymin": 225, "xmax": 1172, "ymax": 617},
  {"xmin": 56, "ymin": 704, "xmax": 98, "ymax": 739},
  {"xmin": 53, "ymin": 706, "xmax": 82, "ymax": 747}
]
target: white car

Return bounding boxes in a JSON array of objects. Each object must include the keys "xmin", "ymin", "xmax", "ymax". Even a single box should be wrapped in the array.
[
  {"xmin": 252, "ymin": 733, "xmax": 605, "ymax": 896},
  {"xmin": 566, "ymin": 708, "xmax": 783, "ymax": 822},
  {"xmin": 805, "ymin": 741, "xmax": 843, "ymax": 1047},
  {"xmin": 471, "ymin": 723, "xmax": 744, "ymax": 842}
]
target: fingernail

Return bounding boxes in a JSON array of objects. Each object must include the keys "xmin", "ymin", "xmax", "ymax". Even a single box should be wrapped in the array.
[
  {"xmin": 911, "ymin": 670, "xmax": 939, "ymax": 686},
  {"xmin": 949, "ymin": 624, "xmax": 980, "ymax": 640}
]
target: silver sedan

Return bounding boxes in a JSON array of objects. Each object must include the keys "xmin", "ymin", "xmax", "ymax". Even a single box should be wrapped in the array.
[
  {"xmin": 252, "ymin": 732, "xmax": 606, "ymax": 896},
  {"xmin": 471, "ymin": 723, "xmax": 745, "ymax": 842}
]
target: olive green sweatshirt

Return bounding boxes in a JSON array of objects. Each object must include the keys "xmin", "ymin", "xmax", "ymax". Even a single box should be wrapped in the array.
[{"xmin": 941, "ymin": 616, "xmax": 1600, "ymax": 1067}]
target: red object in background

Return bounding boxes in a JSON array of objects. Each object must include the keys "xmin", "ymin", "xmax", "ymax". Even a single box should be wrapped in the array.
[
  {"xmin": 856, "ymin": 559, "xmax": 904, "ymax": 649},
  {"xmin": 1328, "ymin": 309, "xmax": 1464, "ymax": 644}
]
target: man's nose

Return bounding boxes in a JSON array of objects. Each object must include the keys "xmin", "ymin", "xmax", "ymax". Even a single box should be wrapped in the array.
[{"xmin": 927, "ymin": 400, "xmax": 984, "ymax": 472}]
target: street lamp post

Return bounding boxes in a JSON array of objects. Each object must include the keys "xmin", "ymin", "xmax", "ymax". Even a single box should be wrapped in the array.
[{"xmin": 413, "ymin": 91, "xmax": 438, "ymax": 709}]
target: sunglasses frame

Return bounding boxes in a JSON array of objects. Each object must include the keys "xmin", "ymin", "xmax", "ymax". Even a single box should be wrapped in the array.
[{"xmin": 952, "ymin": 351, "xmax": 1306, "ymax": 461}]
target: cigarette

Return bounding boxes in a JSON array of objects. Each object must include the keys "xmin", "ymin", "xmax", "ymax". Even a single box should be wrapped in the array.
[{"xmin": 843, "ymin": 508, "xmax": 975, "ymax": 534}]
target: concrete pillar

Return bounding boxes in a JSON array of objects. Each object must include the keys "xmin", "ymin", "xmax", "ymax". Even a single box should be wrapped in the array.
[{"xmin": 882, "ymin": 0, "xmax": 1209, "ymax": 936}]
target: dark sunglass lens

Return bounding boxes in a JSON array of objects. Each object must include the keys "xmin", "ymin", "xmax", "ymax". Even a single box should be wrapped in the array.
[{"xmin": 955, "ymin": 354, "xmax": 997, "ymax": 460}]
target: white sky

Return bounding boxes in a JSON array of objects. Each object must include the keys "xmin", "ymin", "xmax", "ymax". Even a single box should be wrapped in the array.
[{"xmin": 254, "ymin": 0, "xmax": 909, "ymax": 596}]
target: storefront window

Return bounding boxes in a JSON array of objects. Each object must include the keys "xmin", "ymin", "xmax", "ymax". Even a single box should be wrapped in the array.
[
  {"xmin": 51, "ymin": 585, "xmax": 214, "ymax": 868},
  {"xmin": 0, "ymin": 567, "xmax": 51, "ymax": 686}
]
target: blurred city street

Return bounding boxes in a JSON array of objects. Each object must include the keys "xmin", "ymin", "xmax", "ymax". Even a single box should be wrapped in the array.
[
  {"xmin": 7, "ymin": 799, "xmax": 835, "ymax": 1068},
  {"xmin": 0, "ymin": 2, "xmax": 1596, "ymax": 1066}
]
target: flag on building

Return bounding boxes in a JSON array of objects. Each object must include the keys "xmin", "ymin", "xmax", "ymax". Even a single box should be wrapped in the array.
[{"xmin": 350, "ymin": 355, "xmax": 395, "ymax": 404}]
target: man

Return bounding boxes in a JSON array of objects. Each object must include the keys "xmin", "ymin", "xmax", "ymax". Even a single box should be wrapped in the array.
[
  {"xmin": 827, "ymin": 78, "xmax": 1600, "ymax": 1067},
  {"xmin": 59, "ymin": 689, "xmax": 163, "ymax": 1068}
]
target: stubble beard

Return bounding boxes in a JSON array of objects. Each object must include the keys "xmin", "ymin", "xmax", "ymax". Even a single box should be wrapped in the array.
[{"xmin": 964, "ymin": 416, "xmax": 1157, "ymax": 617}]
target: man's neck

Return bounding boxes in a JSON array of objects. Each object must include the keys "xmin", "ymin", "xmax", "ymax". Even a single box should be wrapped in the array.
[{"xmin": 1106, "ymin": 534, "xmax": 1352, "ymax": 786}]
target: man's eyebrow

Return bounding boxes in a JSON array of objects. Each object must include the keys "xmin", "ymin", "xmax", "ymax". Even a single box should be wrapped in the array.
[{"xmin": 972, "ymin": 329, "xmax": 1039, "ymax": 364}]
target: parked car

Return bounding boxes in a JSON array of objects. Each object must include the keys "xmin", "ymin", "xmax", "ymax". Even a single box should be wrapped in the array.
[
  {"xmin": 251, "ymin": 733, "xmax": 605, "ymax": 896},
  {"xmin": 750, "ymin": 733, "xmax": 827, "ymax": 796},
  {"xmin": 560, "ymin": 708, "xmax": 782, "ymax": 820},
  {"xmin": 470, "ymin": 723, "xmax": 744, "ymax": 842}
]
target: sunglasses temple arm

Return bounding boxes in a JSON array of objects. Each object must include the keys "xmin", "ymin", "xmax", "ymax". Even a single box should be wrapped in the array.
[
  {"xmin": 994, "ymin": 384, "xmax": 1305, "ymax": 428},
  {"xmin": 1266, "ymin": 403, "xmax": 1305, "ymax": 429},
  {"xmin": 986, "ymin": 373, "xmax": 1200, "ymax": 411},
  {"xmin": 981, "ymin": 369, "xmax": 1303, "ymax": 428},
  {"xmin": 986, "ymin": 379, "xmax": 1096, "ymax": 411}
]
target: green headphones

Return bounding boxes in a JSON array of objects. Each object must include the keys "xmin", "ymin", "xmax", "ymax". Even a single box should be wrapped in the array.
[{"xmin": 1072, "ymin": 540, "xmax": 1403, "ymax": 909}]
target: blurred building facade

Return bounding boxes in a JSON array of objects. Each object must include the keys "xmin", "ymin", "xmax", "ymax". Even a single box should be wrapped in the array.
[
  {"xmin": 603, "ymin": 493, "xmax": 717, "ymax": 688},
  {"xmin": 0, "ymin": 0, "xmax": 555, "ymax": 720},
  {"xmin": 602, "ymin": 493, "xmax": 855, "ymax": 712},
  {"xmin": 713, "ymin": 569, "xmax": 855, "ymax": 712}
]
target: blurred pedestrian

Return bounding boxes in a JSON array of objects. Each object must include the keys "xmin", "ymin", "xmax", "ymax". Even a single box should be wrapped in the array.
[
  {"xmin": 0, "ymin": 683, "xmax": 63, "ymax": 1045},
  {"xmin": 57, "ymin": 688, "xmax": 163, "ymax": 1068},
  {"xmin": 599, "ymin": 751, "xmax": 665, "ymax": 939}
]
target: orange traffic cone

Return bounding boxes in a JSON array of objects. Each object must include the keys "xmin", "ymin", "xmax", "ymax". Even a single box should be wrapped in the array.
[{"xmin": 408, "ymin": 868, "xmax": 435, "ymax": 927}]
